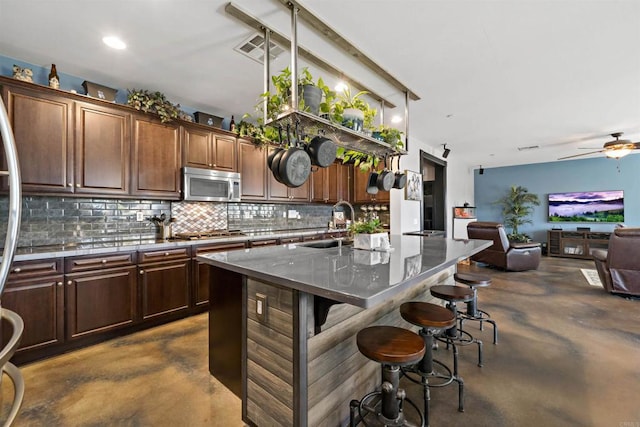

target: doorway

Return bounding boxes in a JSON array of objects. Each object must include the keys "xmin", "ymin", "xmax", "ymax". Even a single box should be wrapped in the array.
[{"xmin": 420, "ymin": 150, "xmax": 446, "ymax": 232}]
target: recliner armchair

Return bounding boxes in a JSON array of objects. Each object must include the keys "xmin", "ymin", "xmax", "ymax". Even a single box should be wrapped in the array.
[
  {"xmin": 466, "ymin": 222, "xmax": 541, "ymax": 271},
  {"xmin": 592, "ymin": 228, "xmax": 640, "ymax": 297}
]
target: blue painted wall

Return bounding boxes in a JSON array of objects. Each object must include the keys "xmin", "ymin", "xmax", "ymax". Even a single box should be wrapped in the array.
[{"xmin": 474, "ymin": 154, "xmax": 640, "ymax": 242}]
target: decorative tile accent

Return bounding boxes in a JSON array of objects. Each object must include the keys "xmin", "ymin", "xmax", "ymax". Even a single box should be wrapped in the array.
[{"xmin": 170, "ymin": 202, "xmax": 227, "ymax": 233}]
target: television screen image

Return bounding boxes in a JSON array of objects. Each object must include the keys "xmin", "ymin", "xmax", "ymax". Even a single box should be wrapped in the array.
[{"xmin": 548, "ymin": 191, "xmax": 624, "ymax": 223}]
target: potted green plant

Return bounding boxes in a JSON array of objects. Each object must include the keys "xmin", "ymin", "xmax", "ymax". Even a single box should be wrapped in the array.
[
  {"xmin": 494, "ymin": 185, "xmax": 540, "ymax": 242},
  {"xmin": 331, "ymin": 86, "xmax": 377, "ymax": 132},
  {"xmin": 127, "ymin": 89, "xmax": 180, "ymax": 123},
  {"xmin": 372, "ymin": 125, "xmax": 404, "ymax": 151},
  {"xmin": 348, "ymin": 217, "xmax": 389, "ymax": 250}
]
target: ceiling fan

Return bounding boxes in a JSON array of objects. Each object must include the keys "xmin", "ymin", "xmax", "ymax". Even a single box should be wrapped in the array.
[{"xmin": 558, "ymin": 132, "xmax": 640, "ymax": 160}]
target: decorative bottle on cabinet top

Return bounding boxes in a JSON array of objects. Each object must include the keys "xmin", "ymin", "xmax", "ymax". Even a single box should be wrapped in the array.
[{"xmin": 48, "ymin": 64, "xmax": 60, "ymax": 89}]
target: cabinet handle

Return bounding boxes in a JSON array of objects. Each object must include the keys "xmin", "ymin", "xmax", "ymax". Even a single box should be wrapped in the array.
[
  {"xmin": 139, "ymin": 270, "xmax": 145, "ymax": 275},
  {"xmin": 12, "ymin": 267, "xmax": 21, "ymax": 273},
  {"xmin": 209, "ymin": 163, "xmax": 213, "ymax": 167},
  {"xmin": 68, "ymin": 183, "xmax": 73, "ymax": 187},
  {"xmin": 164, "ymin": 252, "xmax": 170, "ymax": 256},
  {"xmin": 101, "ymin": 259, "xmax": 107, "ymax": 264},
  {"xmin": 76, "ymin": 184, "xmax": 81, "ymax": 188},
  {"xmin": 57, "ymin": 281, "xmax": 63, "ymax": 287},
  {"xmin": 67, "ymin": 280, "xmax": 72, "ymax": 285}
]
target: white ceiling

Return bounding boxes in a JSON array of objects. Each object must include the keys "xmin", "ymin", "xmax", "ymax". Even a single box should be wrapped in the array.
[{"xmin": 1, "ymin": 0, "xmax": 639, "ymax": 169}]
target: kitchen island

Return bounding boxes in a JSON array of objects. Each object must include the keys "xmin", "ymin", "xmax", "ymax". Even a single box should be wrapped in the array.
[{"xmin": 198, "ymin": 235, "xmax": 491, "ymax": 427}]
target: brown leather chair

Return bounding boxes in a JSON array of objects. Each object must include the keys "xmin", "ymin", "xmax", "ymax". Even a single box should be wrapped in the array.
[
  {"xmin": 466, "ymin": 222, "xmax": 541, "ymax": 271},
  {"xmin": 592, "ymin": 228, "xmax": 640, "ymax": 297}
]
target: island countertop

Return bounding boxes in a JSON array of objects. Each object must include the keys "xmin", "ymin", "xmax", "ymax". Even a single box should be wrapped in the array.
[{"xmin": 198, "ymin": 234, "xmax": 491, "ymax": 308}]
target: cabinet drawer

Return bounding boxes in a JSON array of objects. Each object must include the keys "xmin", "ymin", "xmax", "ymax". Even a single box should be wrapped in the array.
[
  {"xmin": 8, "ymin": 258, "xmax": 63, "ymax": 281},
  {"xmin": 302, "ymin": 234, "xmax": 323, "ymax": 242},
  {"xmin": 139, "ymin": 247, "xmax": 190, "ymax": 263},
  {"xmin": 194, "ymin": 242, "xmax": 246, "ymax": 255},
  {"xmin": 65, "ymin": 252, "xmax": 136, "ymax": 273}
]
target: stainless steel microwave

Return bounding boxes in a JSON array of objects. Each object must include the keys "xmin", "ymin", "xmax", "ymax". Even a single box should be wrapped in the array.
[{"xmin": 183, "ymin": 167, "xmax": 241, "ymax": 202}]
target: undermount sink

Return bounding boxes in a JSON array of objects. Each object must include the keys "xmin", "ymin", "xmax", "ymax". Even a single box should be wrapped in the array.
[{"xmin": 301, "ymin": 239, "xmax": 353, "ymax": 249}]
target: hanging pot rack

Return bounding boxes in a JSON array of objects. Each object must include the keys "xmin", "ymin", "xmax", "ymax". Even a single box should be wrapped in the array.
[{"xmin": 225, "ymin": 1, "xmax": 414, "ymax": 157}]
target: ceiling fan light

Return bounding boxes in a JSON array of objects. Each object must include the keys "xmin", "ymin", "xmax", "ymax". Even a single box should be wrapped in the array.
[{"xmin": 605, "ymin": 148, "xmax": 631, "ymax": 159}]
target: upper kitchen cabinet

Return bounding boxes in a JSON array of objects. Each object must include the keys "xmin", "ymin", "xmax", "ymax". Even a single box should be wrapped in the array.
[
  {"xmin": 1, "ymin": 81, "xmax": 73, "ymax": 193},
  {"xmin": 267, "ymin": 146, "xmax": 310, "ymax": 202},
  {"xmin": 131, "ymin": 115, "xmax": 181, "ymax": 199},
  {"xmin": 311, "ymin": 162, "xmax": 350, "ymax": 204},
  {"xmin": 74, "ymin": 101, "xmax": 131, "ymax": 196},
  {"xmin": 182, "ymin": 124, "xmax": 236, "ymax": 172},
  {"xmin": 237, "ymin": 138, "xmax": 268, "ymax": 201}
]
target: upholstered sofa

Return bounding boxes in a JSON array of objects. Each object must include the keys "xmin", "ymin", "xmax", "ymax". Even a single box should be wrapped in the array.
[
  {"xmin": 466, "ymin": 221, "xmax": 541, "ymax": 271},
  {"xmin": 592, "ymin": 228, "xmax": 640, "ymax": 297}
]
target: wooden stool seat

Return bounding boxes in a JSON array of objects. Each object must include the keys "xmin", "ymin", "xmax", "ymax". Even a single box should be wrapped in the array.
[
  {"xmin": 357, "ymin": 326, "xmax": 425, "ymax": 366},
  {"xmin": 454, "ymin": 273, "xmax": 491, "ymax": 287},
  {"xmin": 400, "ymin": 302, "xmax": 456, "ymax": 330},
  {"xmin": 430, "ymin": 285, "xmax": 474, "ymax": 302}
]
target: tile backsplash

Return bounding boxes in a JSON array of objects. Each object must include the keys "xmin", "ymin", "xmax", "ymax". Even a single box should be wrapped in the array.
[{"xmin": 0, "ymin": 196, "xmax": 334, "ymax": 248}]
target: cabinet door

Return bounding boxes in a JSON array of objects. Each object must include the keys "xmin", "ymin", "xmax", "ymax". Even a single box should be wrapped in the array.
[
  {"xmin": 131, "ymin": 116, "xmax": 181, "ymax": 199},
  {"xmin": 75, "ymin": 102, "xmax": 131, "ymax": 195},
  {"xmin": 238, "ymin": 139, "xmax": 267, "ymax": 200},
  {"xmin": 183, "ymin": 126, "xmax": 212, "ymax": 169},
  {"xmin": 352, "ymin": 166, "xmax": 373, "ymax": 203},
  {"xmin": 213, "ymin": 134, "xmax": 237, "ymax": 171},
  {"xmin": 139, "ymin": 260, "xmax": 190, "ymax": 320},
  {"xmin": 288, "ymin": 179, "xmax": 310, "ymax": 201},
  {"xmin": 311, "ymin": 167, "xmax": 328, "ymax": 202},
  {"xmin": 2, "ymin": 275, "xmax": 65, "ymax": 353},
  {"xmin": 1, "ymin": 85, "xmax": 73, "ymax": 193},
  {"xmin": 65, "ymin": 266, "xmax": 138, "ymax": 339},
  {"xmin": 337, "ymin": 163, "xmax": 351, "ymax": 202}
]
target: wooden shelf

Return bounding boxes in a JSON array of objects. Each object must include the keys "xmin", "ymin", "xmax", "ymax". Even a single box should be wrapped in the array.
[{"xmin": 547, "ymin": 230, "xmax": 611, "ymax": 259}]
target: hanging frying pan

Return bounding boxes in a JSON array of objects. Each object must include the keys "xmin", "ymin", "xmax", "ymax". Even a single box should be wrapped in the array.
[
  {"xmin": 376, "ymin": 156, "xmax": 394, "ymax": 191},
  {"xmin": 366, "ymin": 168, "xmax": 379, "ymax": 194},
  {"xmin": 278, "ymin": 147, "xmax": 312, "ymax": 187},
  {"xmin": 307, "ymin": 136, "xmax": 337, "ymax": 167},
  {"xmin": 393, "ymin": 156, "xmax": 407, "ymax": 189},
  {"xmin": 267, "ymin": 126, "xmax": 285, "ymax": 170}
]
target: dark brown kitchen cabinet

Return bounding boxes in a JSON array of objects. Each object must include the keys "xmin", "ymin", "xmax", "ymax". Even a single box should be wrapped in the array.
[
  {"xmin": 131, "ymin": 116, "xmax": 181, "ymax": 199},
  {"xmin": 312, "ymin": 162, "xmax": 351, "ymax": 204},
  {"xmin": 74, "ymin": 102, "xmax": 131, "ymax": 195},
  {"xmin": 352, "ymin": 164, "xmax": 390, "ymax": 203},
  {"xmin": 193, "ymin": 241, "xmax": 246, "ymax": 307},
  {"xmin": 1, "ymin": 259, "xmax": 65, "ymax": 355},
  {"xmin": 238, "ymin": 139, "xmax": 268, "ymax": 200},
  {"xmin": 267, "ymin": 146, "xmax": 311, "ymax": 202},
  {"xmin": 183, "ymin": 124, "xmax": 237, "ymax": 172},
  {"xmin": 64, "ymin": 252, "xmax": 138, "ymax": 339},
  {"xmin": 1, "ymin": 82, "xmax": 73, "ymax": 193},
  {"xmin": 138, "ymin": 248, "xmax": 191, "ymax": 320}
]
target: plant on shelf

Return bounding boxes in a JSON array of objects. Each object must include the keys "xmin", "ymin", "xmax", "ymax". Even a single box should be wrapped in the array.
[
  {"xmin": 372, "ymin": 125, "xmax": 404, "ymax": 151},
  {"xmin": 494, "ymin": 185, "xmax": 540, "ymax": 242},
  {"xmin": 331, "ymin": 86, "xmax": 377, "ymax": 132},
  {"xmin": 127, "ymin": 89, "xmax": 180, "ymax": 123},
  {"xmin": 236, "ymin": 115, "xmax": 280, "ymax": 147}
]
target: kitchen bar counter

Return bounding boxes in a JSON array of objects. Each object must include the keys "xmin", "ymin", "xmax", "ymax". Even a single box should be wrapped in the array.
[{"xmin": 198, "ymin": 235, "xmax": 491, "ymax": 426}]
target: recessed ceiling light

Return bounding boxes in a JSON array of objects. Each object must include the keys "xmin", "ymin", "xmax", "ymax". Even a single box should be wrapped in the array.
[
  {"xmin": 334, "ymin": 81, "xmax": 348, "ymax": 93},
  {"xmin": 391, "ymin": 115, "xmax": 402, "ymax": 124},
  {"xmin": 102, "ymin": 36, "xmax": 126, "ymax": 50}
]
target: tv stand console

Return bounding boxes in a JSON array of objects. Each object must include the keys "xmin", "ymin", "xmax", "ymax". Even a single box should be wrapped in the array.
[{"xmin": 547, "ymin": 230, "xmax": 611, "ymax": 259}]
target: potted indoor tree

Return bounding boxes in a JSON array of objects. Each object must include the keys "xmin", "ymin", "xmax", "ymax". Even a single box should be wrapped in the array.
[{"xmin": 494, "ymin": 185, "xmax": 540, "ymax": 242}]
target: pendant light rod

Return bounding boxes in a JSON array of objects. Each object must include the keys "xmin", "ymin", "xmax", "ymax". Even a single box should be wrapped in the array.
[
  {"xmin": 278, "ymin": 0, "xmax": 420, "ymax": 101},
  {"xmin": 225, "ymin": 2, "xmax": 396, "ymax": 108}
]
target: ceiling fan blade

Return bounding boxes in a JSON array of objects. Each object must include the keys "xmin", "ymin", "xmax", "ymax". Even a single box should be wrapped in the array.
[{"xmin": 558, "ymin": 150, "xmax": 604, "ymax": 160}]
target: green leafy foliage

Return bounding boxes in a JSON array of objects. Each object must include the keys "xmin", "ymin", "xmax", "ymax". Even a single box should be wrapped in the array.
[
  {"xmin": 494, "ymin": 185, "xmax": 540, "ymax": 241},
  {"xmin": 349, "ymin": 217, "xmax": 383, "ymax": 234},
  {"xmin": 331, "ymin": 86, "xmax": 377, "ymax": 130},
  {"xmin": 127, "ymin": 89, "xmax": 180, "ymax": 123}
]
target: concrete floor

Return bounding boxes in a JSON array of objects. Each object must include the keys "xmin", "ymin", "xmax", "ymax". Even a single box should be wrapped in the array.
[{"xmin": 2, "ymin": 256, "xmax": 639, "ymax": 426}]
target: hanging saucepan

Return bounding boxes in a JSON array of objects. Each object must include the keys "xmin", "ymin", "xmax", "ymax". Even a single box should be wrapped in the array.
[
  {"xmin": 376, "ymin": 156, "xmax": 394, "ymax": 191},
  {"xmin": 267, "ymin": 126, "xmax": 285, "ymax": 170},
  {"xmin": 366, "ymin": 168, "xmax": 379, "ymax": 195},
  {"xmin": 278, "ymin": 147, "xmax": 311, "ymax": 187},
  {"xmin": 270, "ymin": 149, "xmax": 285, "ymax": 183},
  {"xmin": 307, "ymin": 135, "xmax": 337, "ymax": 167},
  {"xmin": 393, "ymin": 155, "xmax": 407, "ymax": 189}
]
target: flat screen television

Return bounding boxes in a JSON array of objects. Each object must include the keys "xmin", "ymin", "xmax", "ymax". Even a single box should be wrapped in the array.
[{"xmin": 548, "ymin": 190, "xmax": 624, "ymax": 223}]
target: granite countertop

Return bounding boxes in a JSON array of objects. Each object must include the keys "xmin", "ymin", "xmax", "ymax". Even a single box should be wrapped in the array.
[
  {"xmin": 198, "ymin": 235, "xmax": 492, "ymax": 308},
  {"xmin": 6, "ymin": 228, "xmax": 335, "ymax": 261}
]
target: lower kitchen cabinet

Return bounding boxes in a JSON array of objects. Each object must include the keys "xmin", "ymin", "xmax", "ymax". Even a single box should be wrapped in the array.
[
  {"xmin": 2, "ymin": 259, "xmax": 65, "ymax": 354},
  {"xmin": 193, "ymin": 241, "xmax": 247, "ymax": 307},
  {"xmin": 138, "ymin": 248, "xmax": 191, "ymax": 320}
]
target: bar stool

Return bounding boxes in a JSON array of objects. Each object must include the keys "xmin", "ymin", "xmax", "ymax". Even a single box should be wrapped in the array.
[
  {"xmin": 350, "ymin": 325, "xmax": 426, "ymax": 427},
  {"xmin": 454, "ymin": 272, "xmax": 498, "ymax": 344},
  {"xmin": 400, "ymin": 302, "xmax": 464, "ymax": 427},
  {"xmin": 430, "ymin": 285, "xmax": 483, "ymax": 367}
]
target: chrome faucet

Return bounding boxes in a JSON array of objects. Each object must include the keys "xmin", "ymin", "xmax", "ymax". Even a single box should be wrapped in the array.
[{"xmin": 332, "ymin": 200, "xmax": 355, "ymax": 227}]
